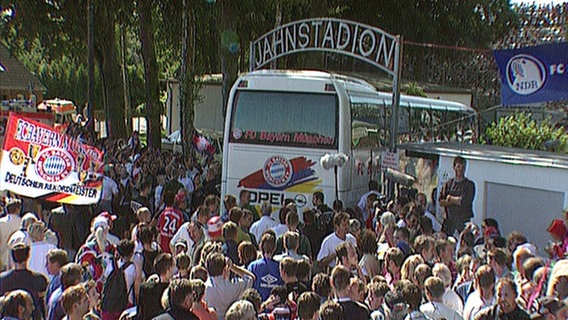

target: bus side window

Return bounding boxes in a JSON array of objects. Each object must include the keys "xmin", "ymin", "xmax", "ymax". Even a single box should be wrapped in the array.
[{"xmin": 351, "ymin": 102, "xmax": 384, "ymax": 149}]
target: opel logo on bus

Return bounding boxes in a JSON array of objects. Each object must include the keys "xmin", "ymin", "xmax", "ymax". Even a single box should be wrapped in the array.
[
  {"xmin": 263, "ymin": 156, "xmax": 293, "ymax": 188},
  {"xmin": 506, "ymin": 54, "xmax": 546, "ymax": 95},
  {"xmin": 294, "ymin": 194, "xmax": 307, "ymax": 207}
]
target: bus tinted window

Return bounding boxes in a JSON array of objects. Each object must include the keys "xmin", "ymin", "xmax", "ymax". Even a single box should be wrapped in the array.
[
  {"xmin": 230, "ymin": 91, "xmax": 338, "ymax": 149},
  {"xmin": 351, "ymin": 102, "xmax": 388, "ymax": 149}
]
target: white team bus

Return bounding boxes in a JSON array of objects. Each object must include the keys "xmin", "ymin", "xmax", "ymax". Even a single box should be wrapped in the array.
[{"xmin": 221, "ymin": 70, "xmax": 475, "ymax": 211}]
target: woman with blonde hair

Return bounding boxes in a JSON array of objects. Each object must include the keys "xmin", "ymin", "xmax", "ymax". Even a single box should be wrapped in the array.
[
  {"xmin": 376, "ymin": 211, "xmax": 397, "ymax": 261},
  {"xmin": 76, "ymin": 216, "xmax": 116, "ymax": 292},
  {"xmin": 400, "ymin": 254, "xmax": 424, "ymax": 281}
]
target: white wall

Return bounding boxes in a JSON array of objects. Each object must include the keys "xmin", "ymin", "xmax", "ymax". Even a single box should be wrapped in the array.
[
  {"xmin": 426, "ymin": 92, "xmax": 472, "ymax": 108},
  {"xmin": 164, "ymin": 80, "xmax": 224, "ymax": 135},
  {"xmin": 194, "ymin": 84, "xmax": 224, "ymax": 133},
  {"xmin": 437, "ymin": 155, "xmax": 568, "ymax": 252},
  {"xmin": 165, "ymin": 80, "xmax": 181, "ymax": 135}
]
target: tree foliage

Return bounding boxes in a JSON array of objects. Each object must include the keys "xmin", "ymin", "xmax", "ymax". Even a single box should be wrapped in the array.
[
  {"xmin": 484, "ymin": 112, "xmax": 568, "ymax": 152},
  {"xmin": 137, "ymin": 0, "xmax": 161, "ymax": 147},
  {"xmin": 332, "ymin": 0, "xmax": 517, "ymax": 47},
  {"xmin": 0, "ymin": 0, "xmax": 519, "ymax": 141}
]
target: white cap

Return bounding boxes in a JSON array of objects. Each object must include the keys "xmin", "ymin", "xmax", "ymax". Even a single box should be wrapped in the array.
[{"xmin": 92, "ymin": 216, "xmax": 109, "ymax": 231}]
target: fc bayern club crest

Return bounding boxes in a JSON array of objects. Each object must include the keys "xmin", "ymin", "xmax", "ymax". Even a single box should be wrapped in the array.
[
  {"xmin": 35, "ymin": 148, "xmax": 74, "ymax": 182},
  {"xmin": 263, "ymin": 156, "xmax": 293, "ymax": 188}
]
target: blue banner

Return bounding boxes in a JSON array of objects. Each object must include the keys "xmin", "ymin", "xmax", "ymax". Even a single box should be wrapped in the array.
[{"xmin": 494, "ymin": 42, "xmax": 568, "ymax": 106}]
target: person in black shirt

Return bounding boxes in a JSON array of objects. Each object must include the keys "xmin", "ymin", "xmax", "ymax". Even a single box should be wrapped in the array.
[
  {"xmin": 300, "ymin": 209, "xmax": 322, "ymax": 259},
  {"xmin": 439, "ymin": 156, "xmax": 475, "ymax": 235},
  {"xmin": 280, "ymin": 257, "xmax": 309, "ymax": 301},
  {"xmin": 222, "ymin": 222, "xmax": 240, "ymax": 264},
  {"xmin": 330, "ymin": 265, "xmax": 370, "ymax": 320},
  {"xmin": 0, "ymin": 243, "xmax": 47, "ymax": 320},
  {"xmin": 137, "ymin": 253, "xmax": 175, "ymax": 320},
  {"xmin": 312, "ymin": 192, "xmax": 334, "ymax": 242},
  {"xmin": 137, "ymin": 224, "xmax": 160, "ymax": 279},
  {"xmin": 134, "ymin": 180, "xmax": 154, "ymax": 216},
  {"xmin": 152, "ymin": 279, "xmax": 199, "ymax": 320}
]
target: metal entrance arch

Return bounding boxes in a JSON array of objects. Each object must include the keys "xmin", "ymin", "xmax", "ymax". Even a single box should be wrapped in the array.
[{"xmin": 249, "ymin": 17, "xmax": 403, "ymax": 152}]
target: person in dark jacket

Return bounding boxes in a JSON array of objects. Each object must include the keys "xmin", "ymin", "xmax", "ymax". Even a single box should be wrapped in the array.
[
  {"xmin": 137, "ymin": 253, "xmax": 174, "ymax": 320},
  {"xmin": 330, "ymin": 265, "xmax": 370, "ymax": 319},
  {"xmin": 0, "ymin": 243, "xmax": 48, "ymax": 320},
  {"xmin": 152, "ymin": 279, "xmax": 199, "ymax": 320}
]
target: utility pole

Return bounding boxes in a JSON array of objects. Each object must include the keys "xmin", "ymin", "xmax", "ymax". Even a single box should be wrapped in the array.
[
  {"xmin": 86, "ymin": 0, "xmax": 95, "ymax": 136},
  {"xmin": 388, "ymin": 35, "xmax": 403, "ymax": 200}
]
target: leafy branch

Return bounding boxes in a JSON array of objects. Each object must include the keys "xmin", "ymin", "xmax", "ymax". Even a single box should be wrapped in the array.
[{"xmin": 483, "ymin": 112, "xmax": 567, "ymax": 153}]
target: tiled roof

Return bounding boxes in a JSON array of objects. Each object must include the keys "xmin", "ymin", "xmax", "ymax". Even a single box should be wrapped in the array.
[{"xmin": 0, "ymin": 44, "xmax": 47, "ymax": 92}]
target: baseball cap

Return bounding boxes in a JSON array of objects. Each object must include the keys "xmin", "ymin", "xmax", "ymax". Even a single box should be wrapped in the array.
[
  {"xmin": 11, "ymin": 242, "xmax": 30, "ymax": 251},
  {"xmin": 207, "ymin": 216, "xmax": 223, "ymax": 238},
  {"xmin": 92, "ymin": 216, "xmax": 109, "ymax": 230},
  {"xmin": 175, "ymin": 240, "xmax": 188, "ymax": 249},
  {"xmin": 517, "ymin": 242, "xmax": 538, "ymax": 256}
]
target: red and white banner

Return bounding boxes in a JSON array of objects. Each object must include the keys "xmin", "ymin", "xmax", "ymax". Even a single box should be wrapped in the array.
[{"xmin": 0, "ymin": 113, "xmax": 103, "ymax": 205}]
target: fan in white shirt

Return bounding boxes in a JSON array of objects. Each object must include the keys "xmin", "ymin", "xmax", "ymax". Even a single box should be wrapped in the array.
[
  {"xmin": 317, "ymin": 212, "xmax": 357, "ymax": 269},
  {"xmin": 28, "ymin": 220, "xmax": 57, "ymax": 279},
  {"xmin": 432, "ymin": 263, "xmax": 464, "ymax": 315},
  {"xmin": 250, "ymin": 202, "xmax": 278, "ymax": 241},
  {"xmin": 421, "ymin": 276, "xmax": 464, "ymax": 320},
  {"xmin": 463, "ymin": 265, "xmax": 495, "ymax": 320},
  {"xmin": 0, "ymin": 198, "xmax": 23, "ymax": 271}
]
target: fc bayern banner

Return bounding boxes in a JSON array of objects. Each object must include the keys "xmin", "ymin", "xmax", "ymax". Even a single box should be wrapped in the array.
[
  {"xmin": 493, "ymin": 42, "xmax": 568, "ymax": 106},
  {"xmin": 0, "ymin": 113, "xmax": 104, "ymax": 205}
]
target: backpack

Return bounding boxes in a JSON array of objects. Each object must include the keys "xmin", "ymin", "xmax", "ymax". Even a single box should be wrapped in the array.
[
  {"xmin": 316, "ymin": 206, "xmax": 334, "ymax": 236},
  {"xmin": 101, "ymin": 260, "xmax": 133, "ymax": 312}
]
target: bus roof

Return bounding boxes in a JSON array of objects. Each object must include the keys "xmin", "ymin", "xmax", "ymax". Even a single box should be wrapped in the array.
[
  {"xmin": 242, "ymin": 69, "xmax": 475, "ymax": 114},
  {"xmin": 37, "ymin": 98, "xmax": 76, "ymax": 114},
  {"xmin": 346, "ymin": 88, "xmax": 476, "ymax": 113}
]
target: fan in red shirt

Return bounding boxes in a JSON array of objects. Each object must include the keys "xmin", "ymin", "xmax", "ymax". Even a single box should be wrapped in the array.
[{"xmin": 157, "ymin": 191, "xmax": 185, "ymax": 253}]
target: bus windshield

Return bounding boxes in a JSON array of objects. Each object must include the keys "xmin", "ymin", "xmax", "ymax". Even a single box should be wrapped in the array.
[{"xmin": 230, "ymin": 90, "xmax": 338, "ymax": 149}]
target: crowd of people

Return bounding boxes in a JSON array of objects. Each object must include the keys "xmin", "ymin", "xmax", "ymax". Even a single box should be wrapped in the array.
[
  {"xmin": 504, "ymin": 2, "xmax": 568, "ymax": 48},
  {"xmin": 0, "ymin": 136, "xmax": 567, "ymax": 320}
]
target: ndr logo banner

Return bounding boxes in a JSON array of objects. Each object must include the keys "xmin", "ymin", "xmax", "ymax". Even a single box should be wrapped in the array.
[{"xmin": 494, "ymin": 42, "xmax": 568, "ymax": 106}]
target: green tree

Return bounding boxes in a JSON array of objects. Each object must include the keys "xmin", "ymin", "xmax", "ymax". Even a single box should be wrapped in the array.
[
  {"xmin": 484, "ymin": 112, "xmax": 567, "ymax": 152},
  {"xmin": 179, "ymin": 0, "xmax": 196, "ymax": 154},
  {"xmin": 95, "ymin": 1, "xmax": 128, "ymax": 138},
  {"xmin": 137, "ymin": 0, "xmax": 161, "ymax": 147},
  {"xmin": 1, "ymin": 0, "xmax": 521, "ymax": 145},
  {"xmin": 1, "ymin": 0, "xmax": 133, "ymax": 138}
]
